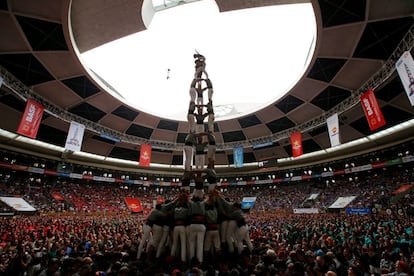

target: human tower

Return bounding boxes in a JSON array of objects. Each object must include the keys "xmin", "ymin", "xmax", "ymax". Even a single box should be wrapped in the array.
[{"xmin": 182, "ymin": 53, "xmax": 217, "ymax": 198}]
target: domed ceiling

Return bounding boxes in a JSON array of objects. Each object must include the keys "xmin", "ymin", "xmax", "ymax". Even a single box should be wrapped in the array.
[{"xmin": 0, "ymin": 0, "xmax": 413, "ymax": 174}]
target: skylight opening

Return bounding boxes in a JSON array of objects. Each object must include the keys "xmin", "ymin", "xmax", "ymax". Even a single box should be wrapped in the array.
[{"xmin": 81, "ymin": 0, "xmax": 316, "ymax": 121}]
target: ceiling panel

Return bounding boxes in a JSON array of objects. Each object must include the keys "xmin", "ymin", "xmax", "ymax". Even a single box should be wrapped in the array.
[
  {"xmin": 111, "ymin": 105, "xmax": 139, "ymax": 122},
  {"xmin": 275, "ymin": 95, "xmax": 304, "ymax": 114},
  {"xmin": 238, "ymin": 114, "xmax": 262, "ymax": 128},
  {"xmin": 0, "ymin": 53, "xmax": 54, "ymax": 86},
  {"xmin": 0, "ymin": 13, "xmax": 29, "ymax": 52},
  {"xmin": 353, "ymin": 17, "xmax": 414, "ymax": 60},
  {"xmin": 16, "ymin": 15, "xmax": 68, "ymax": 51},
  {"xmin": 311, "ymin": 85, "xmax": 351, "ymax": 111},
  {"xmin": 318, "ymin": 0, "xmax": 366, "ymax": 28},
  {"xmin": 125, "ymin": 124, "xmax": 153, "ymax": 139},
  {"xmin": 68, "ymin": 102, "xmax": 106, "ymax": 122}
]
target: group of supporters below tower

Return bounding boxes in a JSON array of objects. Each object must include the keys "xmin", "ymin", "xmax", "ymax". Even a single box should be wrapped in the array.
[{"xmin": 137, "ymin": 188, "xmax": 252, "ymax": 266}]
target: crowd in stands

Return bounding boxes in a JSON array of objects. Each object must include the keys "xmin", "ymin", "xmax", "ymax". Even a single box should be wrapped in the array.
[{"xmin": 0, "ymin": 166, "xmax": 412, "ymax": 275}]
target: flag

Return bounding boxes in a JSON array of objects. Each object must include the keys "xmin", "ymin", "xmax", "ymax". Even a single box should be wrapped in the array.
[
  {"xmin": 327, "ymin": 113, "xmax": 340, "ymax": 147},
  {"xmin": 396, "ymin": 50, "xmax": 414, "ymax": 106},
  {"xmin": 139, "ymin": 144, "xmax": 152, "ymax": 166},
  {"xmin": 360, "ymin": 89, "xmax": 386, "ymax": 131},
  {"xmin": 17, "ymin": 99, "xmax": 44, "ymax": 138},
  {"xmin": 392, "ymin": 184, "xmax": 413, "ymax": 195},
  {"xmin": 64, "ymin": 121, "xmax": 85, "ymax": 152},
  {"xmin": 290, "ymin": 131, "xmax": 303, "ymax": 157},
  {"xmin": 233, "ymin": 146, "xmax": 243, "ymax": 168},
  {"xmin": 241, "ymin": 197, "xmax": 257, "ymax": 211},
  {"xmin": 51, "ymin": 193, "xmax": 64, "ymax": 201},
  {"xmin": 156, "ymin": 196, "xmax": 165, "ymax": 204},
  {"xmin": 124, "ymin": 197, "xmax": 143, "ymax": 213}
]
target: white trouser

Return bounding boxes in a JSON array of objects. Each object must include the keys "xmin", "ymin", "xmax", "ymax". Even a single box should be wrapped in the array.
[
  {"xmin": 196, "ymin": 124, "xmax": 204, "ymax": 134},
  {"xmin": 188, "ymin": 224, "xmax": 206, "ymax": 263},
  {"xmin": 156, "ymin": 225, "xmax": 170, "ymax": 258},
  {"xmin": 204, "ymin": 229, "xmax": 220, "ymax": 253},
  {"xmin": 190, "ymin": 87, "xmax": 196, "ymax": 102},
  {"xmin": 235, "ymin": 225, "xmax": 253, "ymax": 253},
  {"xmin": 187, "ymin": 114, "xmax": 195, "ymax": 133},
  {"xmin": 219, "ymin": 220, "xmax": 228, "ymax": 244},
  {"xmin": 208, "ymin": 114, "xmax": 214, "ymax": 133},
  {"xmin": 195, "ymin": 154, "xmax": 205, "ymax": 169},
  {"xmin": 137, "ymin": 224, "xmax": 152, "ymax": 259},
  {"xmin": 183, "ymin": 146, "xmax": 193, "ymax": 171},
  {"xmin": 225, "ymin": 220, "xmax": 237, "ymax": 253},
  {"xmin": 207, "ymin": 144, "xmax": 216, "ymax": 161},
  {"xmin": 151, "ymin": 224, "xmax": 163, "ymax": 249},
  {"xmin": 171, "ymin": 225, "xmax": 187, "ymax": 262},
  {"xmin": 208, "ymin": 88, "xmax": 213, "ymax": 101}
]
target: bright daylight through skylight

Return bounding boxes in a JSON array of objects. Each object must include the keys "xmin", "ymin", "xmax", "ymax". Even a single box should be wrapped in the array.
[{"xmin": 81, "ymin": 0, "xmax": 316, "ymax": 121}]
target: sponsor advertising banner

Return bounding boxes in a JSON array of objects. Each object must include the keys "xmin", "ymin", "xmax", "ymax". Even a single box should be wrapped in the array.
[
  {"xmin": 290, "ymin": 131, "xmax": 303, "ymax": 157},
  {"xmin": 17, "ymin": 99, "xmax": 44, "ymax": 138},
  {"xmin": 233, "ymin": 146, "xmax": 244, "ymax": 168},
  {"xmin": 65, "ymin": 121, "xmax": 85, "ymax": 152},
  {"xmin": 396, "ymin": 51, "xmax": 414, "ymax": 106},
  {"xmin": 327, "ymin": 113, "xmax": 340, "ymax": 147},
  {"xmin": 139, "ymin": 144, "xmax": 152, "ymax": 166},
  {"xmin": 360, "ymin": 89, "xmax": 386, "ymax": 131}
]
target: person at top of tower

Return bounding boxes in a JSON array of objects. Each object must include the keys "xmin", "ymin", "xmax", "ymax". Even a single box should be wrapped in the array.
[{"xmin": 194, "ymin": 53, "xmax": 208, "ymax": 79}]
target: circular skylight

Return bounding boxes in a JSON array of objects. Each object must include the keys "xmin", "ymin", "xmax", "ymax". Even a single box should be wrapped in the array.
[{"xmin": 81, "ymin": 0, "xmax": 316, "ymax": 121}]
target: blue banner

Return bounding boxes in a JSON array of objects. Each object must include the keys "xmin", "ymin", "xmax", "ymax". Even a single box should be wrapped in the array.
[
  {"xmin": 233, "ymin": 146, "xmax": 244, "ymax": 168},
  {"xmin": 241, "ymin": 197, "xmax": 257, "ymax": 210},
  {"xmin": 346, "ymin": 208, "xmax": 371, "ymax": 215}
]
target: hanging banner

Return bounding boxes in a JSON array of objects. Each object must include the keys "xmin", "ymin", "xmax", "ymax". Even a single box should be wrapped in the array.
[
  {"xmin": 139, "ymin": 144, "xmax": 152, "ymax": 167},
  {"xmin": 360, "ymin": 89, "xmax": 386, "ymax": 131},
  {"xmin": 290, "ymin": 131, "xmax": 303, "ymax": 157},
  {"xmin": 396, "ymin": 51, "xmax": 414, "ymax": 106},
  {"xmin": 64, "ymin": 121, "xmax": 85, "ymax": 152},
  {"xmin": 16, "ymin": 99, "xmax": 44, "ymax": 138},
  {"xmin": 327, "ymin": 113, "xmax": 340, "ymax": 147},
  {"xmin": 233, "ymin": 146, "xmax": 244, "ymax": 168}
]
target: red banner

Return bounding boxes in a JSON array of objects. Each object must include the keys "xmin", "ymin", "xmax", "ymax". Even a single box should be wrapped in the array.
[
  {"xmin": 360, "ymin": 89, "xmax": 386, "ymax": 131},
  {"xmin": 17, "ymin": 99, "xmax": 44, "ymax": 138},
  {"xmin": 139, "ymin": 144, "xmax": 152, "ymax": 167},
  {"xmin": 392, "ymin": 184, "xmax": 413, "ymax": 195},
  {"xmin": 156, "ymin": 196, "xmax": 165, "ymax": 204},
  {"xmin": 290, "ymin": 131, "xmax": 303, "ymax": 157},
  {"xmin": 51, "ymin": 193, "xmax": 64, "ymax": 201},
  {"xmin": 124, "ymin": 197, "xmax": 143, "ymax": 213}
]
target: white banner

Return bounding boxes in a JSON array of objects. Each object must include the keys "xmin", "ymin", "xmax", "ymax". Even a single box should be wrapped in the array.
[
  {"xmin": 293, "ymin": 208, "xmax": 319, "ymax": 214},
  {"xmin": 396, "ymin": 51, "xmax": 414, "ymax": 106},
  {"xmin": 0, "ymin": 76, "xmax": 3, "ymax": 88},
  {"xmin": 327, "ymin": 113, "xmax": 340, "ymax": 147},
  {"xmin": 0, "ymin": 196, "xmax": 36, "ymax": 212},
  {"xmin": 307, "ymin": 193, "xmax": 320, "ymax": 200},
  {"xmin": 65, "ymin": 121, "xmax": 85, "ymax": 152},
  {"xmin": 329, "ymin": 196, "xmax": 357, "ymax": 209}
]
